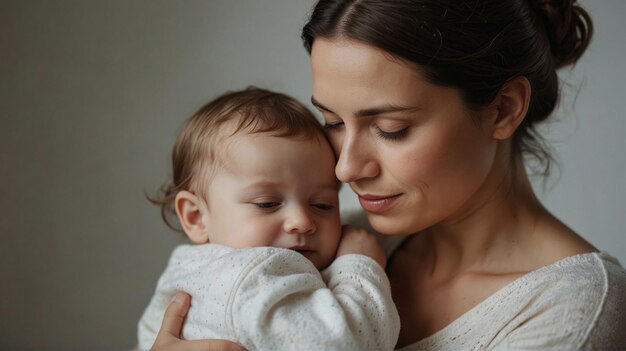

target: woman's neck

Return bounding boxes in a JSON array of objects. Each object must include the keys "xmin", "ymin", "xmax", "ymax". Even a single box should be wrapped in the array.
[{"xmin": 424, "ymin": 146, "xmax": 547, "ymax": 280}]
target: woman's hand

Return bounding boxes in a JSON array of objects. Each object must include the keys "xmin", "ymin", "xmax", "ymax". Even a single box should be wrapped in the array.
[
  {"xmin": 336, "ymin": 224, "xmax": 387, "ymax": 268},
  {"xmin": 151, "ymin": 292, "xmax": 246, "ymax": 351}
]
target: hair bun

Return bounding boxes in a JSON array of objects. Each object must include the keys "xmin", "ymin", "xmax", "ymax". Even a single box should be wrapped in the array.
[{"xmin": 529, "ymin": 0, "xmax": 593, "ymax": 68}]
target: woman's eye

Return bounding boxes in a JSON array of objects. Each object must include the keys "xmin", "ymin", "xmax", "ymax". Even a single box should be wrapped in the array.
[
  {"xmin": 323, "ymin": 122, "xmax": 344, "ymax": 131},
  {"xmin": 312, "ymin": 203, "xmax": 335, "ymax": 211},
  {"xmin": 254, "ymin": 202, "xmax": 280, "ymax": 209},
  {"xmin": 377, "ymin": 127, "xmax": 409, "ymax": 141}
]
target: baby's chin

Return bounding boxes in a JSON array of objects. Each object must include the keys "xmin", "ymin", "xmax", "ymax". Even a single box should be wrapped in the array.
[{"xmin": 302, "ymin": 251, "xmax": 333, "ymax": 270}]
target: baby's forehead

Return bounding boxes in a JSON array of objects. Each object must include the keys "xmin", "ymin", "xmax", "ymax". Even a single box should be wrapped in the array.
[
  {"xmin": 217, "ymin": 126, "xmax": 327, "ymax": 154},
  {"xmin": 213, "ymin": 131, "xmax": 337, "ymax": 181}
]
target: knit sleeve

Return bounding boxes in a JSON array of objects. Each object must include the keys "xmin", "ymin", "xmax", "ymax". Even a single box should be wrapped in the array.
[
  {"xmin": 229, "ymin": 250, "xmax": 400, "ymax": 351},
  {"xmin": 492, "ymin": 254, "xmax": 626, "ymax": 350},
  {"xmin": 581, "ymin": 255, "xmax": 626, "ymax": 349}
]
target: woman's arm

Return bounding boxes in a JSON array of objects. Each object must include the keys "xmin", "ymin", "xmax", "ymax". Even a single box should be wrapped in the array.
[{"xmin": 150, "ymin": 292, "xmax": 246, "ymax": 351}]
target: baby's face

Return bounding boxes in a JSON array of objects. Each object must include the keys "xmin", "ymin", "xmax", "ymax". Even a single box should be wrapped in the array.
[{"xmin": 202, "ymin": 132, "xmax": 341, "ymax": 270}]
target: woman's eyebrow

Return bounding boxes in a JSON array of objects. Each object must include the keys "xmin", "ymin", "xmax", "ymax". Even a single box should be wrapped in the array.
[
  {"xmin": 311, "ymin": 96, "xmax": 420, "ymax": 117},
  {"xmin": 311, "ymin": 96, "xmax": 332, "ymax": 112}
]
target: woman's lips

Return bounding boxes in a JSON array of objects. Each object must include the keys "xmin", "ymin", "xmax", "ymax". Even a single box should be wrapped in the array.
[{"xmin": 358, "ymin": 194, "xmax": 402, "ymax": 213}]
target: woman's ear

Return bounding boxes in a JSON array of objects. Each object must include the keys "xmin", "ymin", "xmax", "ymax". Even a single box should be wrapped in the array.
[
  {"xmin": 490, "ymin": 76, "xmax": 531, "ymax": 140},
  {"xmin": 175, "ymin": 190, "xmax": 210, "ymax": 244}
]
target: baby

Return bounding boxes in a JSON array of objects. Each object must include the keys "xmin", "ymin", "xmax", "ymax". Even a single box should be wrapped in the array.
[{"xmin": 137, "ymin": 87, "xmax": 400, "ymax": 351}]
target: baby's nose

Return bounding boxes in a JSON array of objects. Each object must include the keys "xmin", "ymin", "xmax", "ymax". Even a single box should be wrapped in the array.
[{"xmin": 283, "ymin": 207, "xmax": 316, "ymax": 235}]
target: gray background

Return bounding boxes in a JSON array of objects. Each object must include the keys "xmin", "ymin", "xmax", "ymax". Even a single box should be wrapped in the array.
[{"xmin": 1, "ymin": 0, "xmax": 624, "ymax": 350}]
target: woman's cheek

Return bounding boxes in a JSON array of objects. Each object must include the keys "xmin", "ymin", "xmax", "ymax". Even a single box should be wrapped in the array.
[{"xmin": 396, "ymin": 131, "xmax": 449, "ymax": 184}]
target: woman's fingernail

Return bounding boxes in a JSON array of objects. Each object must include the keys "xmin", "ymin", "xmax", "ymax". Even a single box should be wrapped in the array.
[{"xmin": 171, "ymin": 293, "xmax": 184, "ymax": 305}]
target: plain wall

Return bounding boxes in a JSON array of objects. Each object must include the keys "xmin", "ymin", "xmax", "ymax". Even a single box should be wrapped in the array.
[{"xmin": 1, "ymin": 1, "xmax": 624, "ymax": 349}]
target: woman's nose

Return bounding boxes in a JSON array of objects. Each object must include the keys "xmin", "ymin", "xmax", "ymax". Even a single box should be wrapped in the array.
[
  {"xmin": 283, "ymin": 207, "xmax": 316, "ymax": 235},
  {"xmin": 334, "ymin": 134, "xmax": 379, "ymax": 183}
]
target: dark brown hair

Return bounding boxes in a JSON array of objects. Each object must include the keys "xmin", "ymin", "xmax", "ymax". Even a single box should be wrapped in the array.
[
  {"xmin": 302, "ymin": 0, "xmax": 593, "ymax": 175},
  {"xmin": 150, "ymin": 87, "xmax": 326, "ymax": 231}
]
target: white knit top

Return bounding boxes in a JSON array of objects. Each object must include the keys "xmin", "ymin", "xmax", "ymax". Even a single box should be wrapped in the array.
[
  {"xmin": 137, "ymin": 244, "xmax": 400, "ymax": 351},
  {"xmin": 393, "ymin": 250, "xmax": 626, "ymax": 350}
]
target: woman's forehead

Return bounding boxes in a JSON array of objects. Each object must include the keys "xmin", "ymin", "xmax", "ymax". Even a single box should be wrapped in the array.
[{"xmin": 311, "ymin": 39, "xmax": 453, "ymax": 114}]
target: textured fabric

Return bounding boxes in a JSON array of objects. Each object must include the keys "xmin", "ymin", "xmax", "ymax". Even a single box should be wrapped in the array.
[
  {"xmin": 394, "ymin": 252, "xmax": 626, "ymax": 350},
  {"xmin": 137, "ymin": 244, "xmax": 400, "ymax": 351}
]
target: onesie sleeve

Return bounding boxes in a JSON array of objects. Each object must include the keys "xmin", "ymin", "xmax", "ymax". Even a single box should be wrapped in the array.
[{"xmin": 229, "ymin": 249, "xmax": 400, "ymax": 351}]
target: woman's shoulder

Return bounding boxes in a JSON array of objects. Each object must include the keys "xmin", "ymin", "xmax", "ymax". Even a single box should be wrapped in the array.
[
  {"xmin": 520, "ymin": 251, "xmax": 624, "ymax": 301},
  {"xmin": 548, "ymin": 251, "xmax": 624, "ymax": 282},
  {"xmin": 499, "ymin": 251, "xmax": 626, "ymax": 349},
  {"xmin": 467, "ymin": 252, "xmax": 624, "ymax": 349},
  {"xmin": 579, "ymin": 252, "xmax": 626, "ymax": 348},
  {"xmin": 591, "ymin": 251, "xmax": 626, "ymax": 283}
]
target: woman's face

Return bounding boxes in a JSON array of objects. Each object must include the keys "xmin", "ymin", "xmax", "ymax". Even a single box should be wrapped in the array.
[{"xmin": 311, "ymin": 38, "xmax": 499, "ymax": 235}]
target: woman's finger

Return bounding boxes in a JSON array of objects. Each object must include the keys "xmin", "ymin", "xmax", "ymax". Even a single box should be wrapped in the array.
[
  {"xmin": 178, "ymin": 339, "xmax": 247, "ymax": 351},
  {"xmin": 151, "ymin": 292, "xmax": 247, "ymax": 351},
  {"xmin": 154, "ymin": 337, "xmax": 246, "ymax": 351},
  {"xmin": 155, "ymin": 292, "xmax": 190, "ymax": 341}
]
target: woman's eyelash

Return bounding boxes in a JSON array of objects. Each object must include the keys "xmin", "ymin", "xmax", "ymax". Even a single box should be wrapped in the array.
[
  {"xmin": 323, "ymin": 122, "xmax": 344, "ymax": 131},
  {"xmin": 377, "ymin": 127, "xmax": 409, "ymax": 140},
  {"xmin": 324, "ymin": 121, "xmax": 408, "ymax": 140}
]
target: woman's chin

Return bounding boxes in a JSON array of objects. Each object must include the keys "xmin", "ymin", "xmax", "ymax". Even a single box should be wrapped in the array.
[{"xmin": 366, "ymin": 212, "xmax": 425, "ymax": 236}]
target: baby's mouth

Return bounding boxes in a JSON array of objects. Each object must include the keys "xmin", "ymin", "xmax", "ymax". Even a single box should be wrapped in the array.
[{"xmin": 288, "ymin": 245, "xmax": 314, "ymax": 254}]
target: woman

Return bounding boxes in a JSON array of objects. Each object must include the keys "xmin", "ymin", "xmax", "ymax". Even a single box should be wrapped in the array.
[{"xmin": 151, "ymin": 0, "xmax": 626, "ymax": 349}]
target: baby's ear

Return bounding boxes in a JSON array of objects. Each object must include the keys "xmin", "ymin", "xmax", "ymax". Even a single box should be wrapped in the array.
[{"xmin": 175, "ymin": 190, "xmax": 210, "ymax": 244}]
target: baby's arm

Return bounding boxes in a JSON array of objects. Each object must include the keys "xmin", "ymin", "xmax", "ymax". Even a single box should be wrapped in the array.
[{"xmin": 231, "ymin": 232, "xmax": 399, "ymax": 351}]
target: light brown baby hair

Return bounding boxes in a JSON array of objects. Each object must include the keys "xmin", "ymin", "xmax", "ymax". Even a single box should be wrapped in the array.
[{"xmin": 150, "ymin": 87, "xmax": 328, "ymax": 231}]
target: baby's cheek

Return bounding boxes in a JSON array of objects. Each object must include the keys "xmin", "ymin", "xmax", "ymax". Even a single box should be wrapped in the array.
[
  {"xmin": 325, "ymin": 224, "xmax": 343, "ymax": 254},
  {"xmin": 230, "ymin": 221, "xmax": 278, "ymax": 248}
]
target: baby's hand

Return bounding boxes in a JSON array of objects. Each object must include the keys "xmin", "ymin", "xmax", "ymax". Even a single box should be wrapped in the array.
[{"xmin": 336, "ymin": 225, "xmax": 387, "ymax": 268}]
